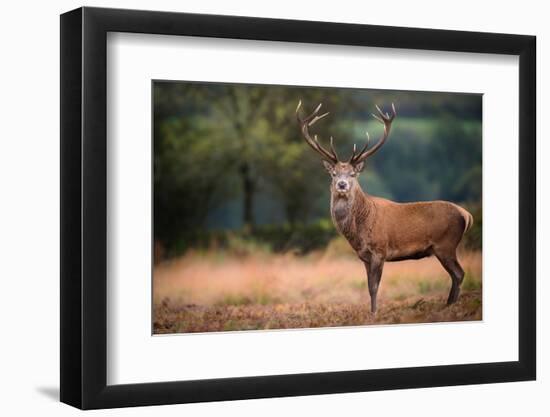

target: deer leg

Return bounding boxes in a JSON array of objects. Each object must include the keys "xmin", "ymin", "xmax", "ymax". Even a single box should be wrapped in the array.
[
  {"xmin": 364, "ymin": 258, "xmax": 384, "ymax": 313},
  {"xmin": 435, "ymin": 253, "xmax": 465, "ymax": 305}
]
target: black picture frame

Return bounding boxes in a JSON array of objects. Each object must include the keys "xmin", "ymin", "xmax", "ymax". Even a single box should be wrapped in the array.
[{"xmin": 60, "ymin": 6, "xmax": 536, "ymax": 410}]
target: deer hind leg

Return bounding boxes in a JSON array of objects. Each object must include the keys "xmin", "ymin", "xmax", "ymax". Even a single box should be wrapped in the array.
[
  {"xmin": 434, "ymin": 250, "xmax": 465, "ymax": 305},
  {"xmin": 364, "ymin": 258, "xmax": 384, "ymax": 314}
]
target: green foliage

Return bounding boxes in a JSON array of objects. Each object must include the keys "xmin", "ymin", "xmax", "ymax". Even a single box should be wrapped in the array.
[
  {"xmin": 417, "ymin": 279, "xmax": 447, "ymax": 294},
  {"xmin": 349, "ymin": 279, "xmax": 367, "ymax": 291},
  {"xmin": 418, "ymin": 281, "xmax": 432, "ymax": 295},
  {"xmin": 251, "ymin": 220, "xmax": 337, "ymax": 254},
  {"xmin": 153, "ymin": 82, "xmax": 482, "ymax": 256},
  {"xmin": 462, "ymin": 272, "xmax": 482, "ymax": 291},
  {"xmin": 344, "ymin": 115, "xmax": 482, "ymax": 203},
  {"xmin": 168, "ymin": 220, "xmax": 337, "ymax": 257},
  {"xmin": 223, "ymin": 233, "xmax": 272, "ymax": 257}
]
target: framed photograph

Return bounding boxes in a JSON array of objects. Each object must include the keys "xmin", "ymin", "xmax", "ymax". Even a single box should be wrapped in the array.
[{"xmin": 60, "ymin": 6, "xmax": 536, "ymax": 409}]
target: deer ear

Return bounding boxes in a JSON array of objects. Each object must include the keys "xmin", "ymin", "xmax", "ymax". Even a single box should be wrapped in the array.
[
  {"xmin": 353, "ymin": 161, "xmax": 365, "ymax": 173},
  {"xmin": 322, "ymin": 160, "xmax": 335, "ymax": 174}
]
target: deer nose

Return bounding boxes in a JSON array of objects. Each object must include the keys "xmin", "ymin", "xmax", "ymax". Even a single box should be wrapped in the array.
[{"xmin": 337, "ymin": 180, "xmax": 347, "ymax": 190}]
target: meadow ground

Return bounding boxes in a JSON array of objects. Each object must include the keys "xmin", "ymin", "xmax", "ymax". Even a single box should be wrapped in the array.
[{"xmin": 153, "ymin": 243, "xmax": 482, "ymax": 334}]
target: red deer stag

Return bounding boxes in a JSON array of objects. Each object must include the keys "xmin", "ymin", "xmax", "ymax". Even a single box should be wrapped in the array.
[{"xmin": 296, "ymin": 101, "xmax": 473, "ymax": 313}]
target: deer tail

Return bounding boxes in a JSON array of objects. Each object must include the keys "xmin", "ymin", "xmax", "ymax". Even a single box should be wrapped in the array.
[{"xmin": 458, "ymin": 206, "xmax": 474, "ymax": 235}]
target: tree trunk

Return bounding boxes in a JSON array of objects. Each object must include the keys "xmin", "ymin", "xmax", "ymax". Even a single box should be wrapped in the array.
[{"xmin": 240, "ymin": 162, "xmax": 255, "ymax": 233}]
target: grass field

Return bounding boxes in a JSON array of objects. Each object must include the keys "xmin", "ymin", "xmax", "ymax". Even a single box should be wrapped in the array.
[{"xmin": 153, "ymin": 241, "xmax": 482, "ymax": 334}]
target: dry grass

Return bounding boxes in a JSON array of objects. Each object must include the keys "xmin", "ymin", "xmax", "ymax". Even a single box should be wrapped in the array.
[{"xmin": 153, "ymin": 242, "xmax": 481, "ymax": 334}]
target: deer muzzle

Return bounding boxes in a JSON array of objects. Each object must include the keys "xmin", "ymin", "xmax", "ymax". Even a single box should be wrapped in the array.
[{"xmin": 336, "ymin": 179, "xmax": 350, "ymax": 193}]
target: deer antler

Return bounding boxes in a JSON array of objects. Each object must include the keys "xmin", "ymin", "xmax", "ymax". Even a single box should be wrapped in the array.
[
  {"xmin": 296, "ymin": 101, "xmax": 339, "ymax": 164},
  {"xmin": 348, "ymin": 103, "xmax": 396, "ymax": 164}
]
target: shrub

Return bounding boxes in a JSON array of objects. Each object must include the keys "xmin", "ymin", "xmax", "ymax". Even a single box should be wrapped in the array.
[{"xmin": 167, "ymin": 219, "xmax": 338, "ymax": 258}]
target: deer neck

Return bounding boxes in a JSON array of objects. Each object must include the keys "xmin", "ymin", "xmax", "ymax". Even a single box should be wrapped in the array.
[{"xmin": 330, "ymin": 185, "xmax": 373, "ymax": 242}]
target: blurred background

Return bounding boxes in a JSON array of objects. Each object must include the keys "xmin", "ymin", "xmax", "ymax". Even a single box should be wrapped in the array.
[
  {"xmin": 153, "ymin": 81, "xmax": 482, "ymax": 333},
  {"xmin": 154, "ymin": 81, "xmax": 482, "ymax": 258}
]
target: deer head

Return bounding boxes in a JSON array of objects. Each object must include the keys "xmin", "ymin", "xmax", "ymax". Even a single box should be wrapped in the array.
[{"xmin": 296, "ymin": 101, "xmax": 396, "ymax": 197}]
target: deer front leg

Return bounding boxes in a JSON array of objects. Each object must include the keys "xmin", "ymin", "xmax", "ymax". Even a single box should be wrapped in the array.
[{"xmin": 364, "ymin": 257, "xmax": 384, "ymax": 314}]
